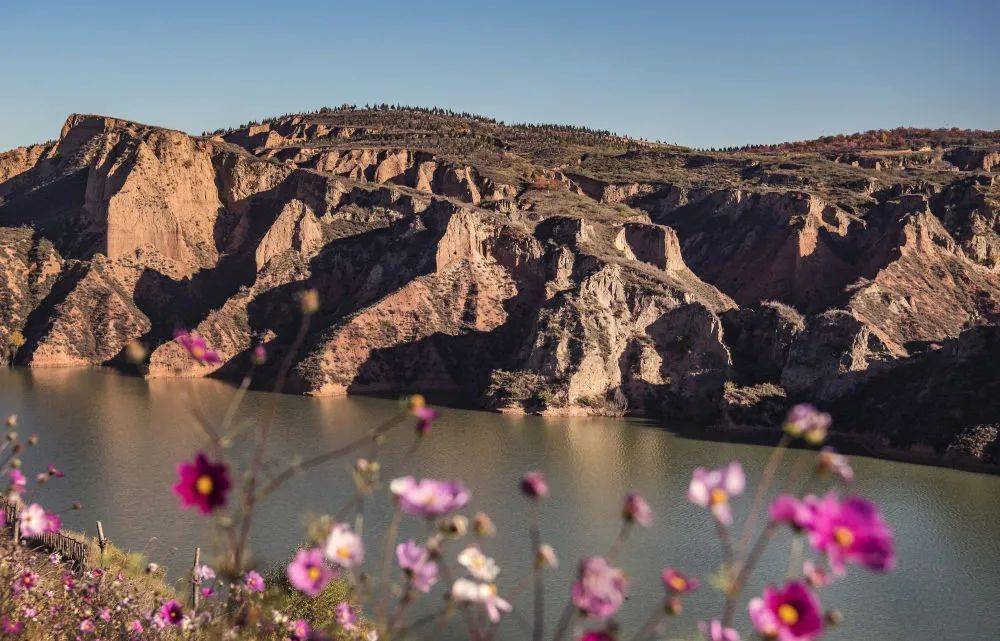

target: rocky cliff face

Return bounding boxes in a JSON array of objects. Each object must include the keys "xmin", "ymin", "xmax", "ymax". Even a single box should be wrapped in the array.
[{"xmin": 3, "ymin": 109, "xmax": 999, "ymax": 466}]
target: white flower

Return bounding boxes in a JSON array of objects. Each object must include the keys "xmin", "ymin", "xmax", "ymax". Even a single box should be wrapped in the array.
[
  {"xmin": 457, "ymin": 545, "xmax": 500, "ymax": 581},
  {"xmin": 451, "ymin": 578, "xmax": 512, "ymax": 623},
  {"xmin": 324, "ymin": 523, "xmax": 364, "ymax": 568}
]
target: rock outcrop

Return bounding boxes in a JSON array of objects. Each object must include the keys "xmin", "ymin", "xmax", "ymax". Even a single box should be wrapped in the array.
[{"xmin": 4, "ymin": 108, "xmax": 1000, "ymax": 467}]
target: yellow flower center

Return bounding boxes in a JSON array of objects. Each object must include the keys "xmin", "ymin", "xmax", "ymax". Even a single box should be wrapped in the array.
[
  {"xmin": 669, "ymin": 576, "xmax": 687, "ymax": 591},
  {"xmin": 710, "ymin": 488, "xmax": 729, "ymax": 505},
  {"xmin": 778, "ymin": 603, "xmax": 799, "ymax": 625},
  {"xmin": 191, "ymin": 345, "xmax": 205, "ymax": 359},
  {"xmin": 834, "ymin": 526, "xmax": 854, "ymax": 548},
  {"xmin": 487, "ymin": 583, "xmax": 498, "ymax": 596},
  {"xmin": 307, "ymin": 567, "xmax": 321, "ymax": 581},
  {"xmin": 195, "ymin": 475, "xmax": 214, "ymax": 495},
  {"xmin": 337, "ymin": 546, "xmax": 352, "ymax": 560}
]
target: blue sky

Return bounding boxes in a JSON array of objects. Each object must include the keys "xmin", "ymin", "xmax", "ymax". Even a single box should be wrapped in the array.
[{"xmin": 2, "ymin": 0, "xmax": 998, "ymax": 150}]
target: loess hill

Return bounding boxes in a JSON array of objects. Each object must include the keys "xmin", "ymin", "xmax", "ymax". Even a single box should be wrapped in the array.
[{"xmin": 1, "ymin": 106, "xmax": 998, "ymax": 467}]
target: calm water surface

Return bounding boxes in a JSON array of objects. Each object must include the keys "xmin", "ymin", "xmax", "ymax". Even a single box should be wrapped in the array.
[{"xmin": 1, "ymin": 368, "xmax": 998, "ymax": 640}]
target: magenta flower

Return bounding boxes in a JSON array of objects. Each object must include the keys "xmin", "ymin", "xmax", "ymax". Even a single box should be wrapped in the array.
[
  {"xmin": 390, "ymin": 476, "xmax": 470, "ymax": 518},
  {"xmin": 8, "ymin": 469, "xmax": 26, "ymax": 494},
  {"xmin": 520, "ymin": 471, "xmax": 549, "ymax": 499},
  {"xmin": 578, "ymin": 631, "xmax": 615, "ymax": 641},
  {"xmin": 622, "ymin": 492, "xmax": 653, "ymax": 527},
  {"xmin": 173, "ymin": 329, "xmax": 222, "ymax": 365},
  {"xmin": 0, "ymin": 617, "xmax": 24, "ymax": 635},
  {"xmin": 414, "ymin": 406, "xmax": 439, "ymax": 436},
  {"xmin": 128, "ymin": 620, "xmax": 144, "ymax": 634},
  {"xmin": 687, "ymin": 461, "xmax": 745, "ymax": 525},
  {"xmin": 699, "ymin": 620, "xmax": 741, "ymax": 641},
  {"xmin": 324, "ymin": 523, "xmax": 364, "ymax": 568},
  {"xmin": 13, "ymin": 570, "xmax": 39, "ymax": 593},
  {"xmin": 335, "ymin": 603, "xmax": 357, "ymax": 631},
  {"xmin": 661, "ymin": 567, "xmax": 699, "ymax": 594},
  {"xmin": 571, "ymin": 556, "xmax": 628, "ymax": 619},
  {"xmin": 783, "ymin": 404, "xmax": 831, "ymax": 444},
  {"xmin": 817, "ymin": 448, "xmax": 853, "ymax": 482},
  {"xmin": 47, "ymin": 464, "xmax": 64, "ymax": 479},
  {"xmin": 251, "ymin": 344, "xmax": 267, "ymax": 365},
  {"xmin": 173, "ymin": 452, "xmax": 231, "ymax": 514},
  {"xmin": 768, "ymin": 495, "xmax": 812, "ymax": 530},
  {"xmin": 18, "ymin": 503, "xmax": 60, "ymax": 536},
  {"xmin": 396, "ymin": 540, "xmax": 440, "ymax": 592},
  {"xmin": 158, "ymin": 599, "xmax": 184, "ymax": 626},
  {"xmin": 289, "ymin": 619, "xmax": 311, "ymax": 641},
  {"xmin": 287, "ymin": 548, "xmax": 335, "ymax": 597},
  {"xmin": 804, "ymin": 492, "xmax": 895, "ymax": 573},
  {"xmin": 243, "ymin": 570, "xmax": 266, "ymax": 593},
  {"xmin": 748, "ymin": 581, "xmax": 823, "ymax": 641}
]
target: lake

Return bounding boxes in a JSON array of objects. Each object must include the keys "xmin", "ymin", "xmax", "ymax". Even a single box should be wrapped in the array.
[{"xmin": 1, "ymin": 367, "xmax": 997, "ymax": 640}]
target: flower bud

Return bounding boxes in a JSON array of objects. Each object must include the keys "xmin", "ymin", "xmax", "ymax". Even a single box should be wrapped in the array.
[
  {"xmin": 27, "ymin": 435, "xmax": 38, "ymax": 446},
  {"xmin": 125, "ymin": 340, "xmax": 147, "ymax": 364},
  {"xmin": 520, "ymin": 472, "xmax": 549, "ymax": 499},
  {"xmin": 826, "ymin": 610, "xmax": 844, "ymax": 626},
  {"xmin": 298, "ymin": 289, "xmax": 320, "ymax": 315},
  {"xmin": 6, "ymin": 431, "xmax": 17, "ymax": 442},
  {"xmin": 438, "ymin": 515, "xmax": 468, "ymax": 538},
  {"xmin": 251, "ymin": 344, "xmax": 267, "ymax": 365},
  {"xmin": 5, "ymin": 415, "xmax": 17, "ymax": 427},
  {"xmin": 473, "ymin": 512, "xmax": 496, "ymax": 538},
  {"xmin": 535, "ymin": 543, "xmax": 558, "ymax": 569}
]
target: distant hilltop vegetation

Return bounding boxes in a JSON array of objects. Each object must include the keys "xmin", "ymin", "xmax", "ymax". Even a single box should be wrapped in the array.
[{"xmin": 1, "ymin": 105, "xmax": 998, "ymax": 467}]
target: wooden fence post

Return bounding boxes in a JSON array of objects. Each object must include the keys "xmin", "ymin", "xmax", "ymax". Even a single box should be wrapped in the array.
[
  {"xmin": 96, "ymin": 520, "xmax": 107, "ymax": 562},
  {"xmin": 191, "ymin": 547, "xmax": 201, "ymax": 609}
]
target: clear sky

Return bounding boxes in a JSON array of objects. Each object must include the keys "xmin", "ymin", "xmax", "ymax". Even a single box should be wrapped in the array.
[{"xmin": 2, "ymin": 0, "xmax": 998, "ymax": 151}]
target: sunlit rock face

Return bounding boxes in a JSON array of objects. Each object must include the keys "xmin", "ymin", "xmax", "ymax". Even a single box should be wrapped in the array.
[{"xmin": 2, "ymin": 110, "xmax": 999, "ymax": 462}]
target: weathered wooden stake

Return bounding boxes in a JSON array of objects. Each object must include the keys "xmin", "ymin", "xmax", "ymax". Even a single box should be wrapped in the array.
[
  {"xmin": 96, "ymin": 520, "xmax": 107, "ymax": 558},
  {"xmin": 12, "ymin": 519, "xmax": 20, "ymax": 545},
  {"xmin": 191, "ymin": 547, "xmax": 202, "ymax": 608}
]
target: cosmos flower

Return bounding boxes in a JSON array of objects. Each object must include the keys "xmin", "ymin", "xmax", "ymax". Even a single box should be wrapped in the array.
[
  {"xmin": 458, "ymin": 545, "xmax": 500, "ymax": 582},
  {"xmin": 451, "ymin": 578, "xmax": 512, "ymax": 623},
  {"xmin": 699, "ymin": 619, "xmax": 741, "ymax": 641},
  {"xmin": 192, "ymin": 564, "xmax": 215, "ymax": 583},
  {"xmin": 287, "ymin": 548, "xmax": 334, "ymax": 597},
  {"xmin": 19, "ymin": 503, "xmax": 60, "ymax": 537},
  {"xmin": 47, "ymin": 464, "xmax": 64, "ymax": 478},
  {"xmin": 395, "ymin": 540, "xmax": 439, "ymax": 592},
  {"xmin": 817, "ymin": 448, "xmax": 853, "ymax": 482},
  {"xmin": 768, "ymin": 495, "xmax": 812, "ymax": 530},
  {"xmin": 324, "ymin": 523, "xmax": 364, "ymax": 568},
  {"xmin": 173, "ymin": 330, "xmax": 222, "ymax": 365},
  {"xmin": 803, "ymin": 492, "xmax": 895, "ymax": 573},
  {"xmin": 13, "ymin": 570, "xmax": 39, "ymax": 593},
  {"xmin": 335, "ymin": 603, "xmax": 357, "ymax": 631},
  {"xmin": 390, "ymin": 476, "xmax": 470, "ymax": 518},
  {"xmin": 622, "ymin": 492, "xmax": 653, "ymax": 527},
  {"xmin": 578, "ymin": 631, "xmax": 615, "ymax": 641},
  {"xmin": 158, "ymin": 600, "xmax": 184, "ymax": 626},
  {"xmin": 8, "ymin": 469, "xmax": 26, "ymax": 494},
  {"xmin": 173, "ymin": 452, "xmax": 231, "ymax": 515},
  {"xmin": 0, "ymin": 617, "xmax": 24, "ymax": 635},
  {"xmin": 661, "ymin": 568, "xmax": 699, "ymax": 594},
  {"xmin": 748, "ymin": 581, "xmax": 823, "ymax": 641},
  {"xmin": 251, "ymin": 344, "xmax": 267, "ymax": 365},
  {"xmin": 687, "ymin": 461, "xmax": 745, "ymax": 525},
  {"xmin": 79, "ymin": 618, "xmax": 95, "ymax": 633},
  {"xmin": 473, "ymin": 512, "xmax": 497, "ymax": 538},
  {"xmin": 783, "ymin": 404, "xmax": 832, "ymax": 444},
  {"xmin": 289, "ymin": 619, "xmax": 311, "ymax": 641},
  {"xmin": 520, "ymin": 471, "xmax": 549, "ymax": 499},
  {"xmin": 243, "ymin": 570, "xmax": 266, "ymax": 593},
  {"xmin": 571, "ymin": 556, "xmax": 628, "ymax": 619},
  {"xmin": 414, "ymin": 406, "xmax": 439, "ymax": 436}
]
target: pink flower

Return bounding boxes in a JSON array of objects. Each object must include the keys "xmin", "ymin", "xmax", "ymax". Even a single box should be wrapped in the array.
[
  {"xmin": 390, "ymin": 476, "xmax": 470, "ymax": 518},
  {"xmin": 802, "ymin": 561, "xmax": 832, "ymax": 588},
  {"xmin": 324, "ymin": 523, "xmax": 364, "ymax": 568},
  {"xmin": 173, "ymin": 452, "xmax": 231, "ymax": 514},
  {"xmin": 289, "ymin": 619, "xmax": 311, "ymax": 641},
  {"xmin": 783, "ymin": 404, "xmax": 831, "ymax": 444},
  {"xmin": 19, "ymin": 503, "xmax": 60, "ymax": 536},
  {"xmin": 748, "ymin": 581, "xmax": 823, "ymax": 641},
  {"xmin": 520, "ymin": 471, "xmax": 549, "ymax": 499},
  {"xmin": 578, "ymin": 631, "xmax": 615, "ymax": 641},
  {"xmin": 173, "ymin": 329, "xmax": 221, "ymax": 364},
  {"xmin": 287, "ymin": 548, "xmax": 334, "ymax": 597},
  {"xmin": 769, "ymin": 495, "xmax": 812, "ymax": 530},
  {"xmin": 687, "ymin": 461, "xmax": 745, "ymax": 525},
  {"xmin": 699, "ymin": 619, "xmax": 741, "ymax": 641},
  {"xmin": 251, "ymin": 344, "xmax": 267, "ymax": 365},
  {"xmin": 47, "ymin": 464, "xmax": 64, "ymax": 478},
  {"xmin": 817, "ymin": 448, "xmax": 853, "ymax": 482},
  {"xmin": 158, "ymin": 599, "xmax": 184, "ymax": 626},
  {"xmin": 414, "ymin": 406, "xmax": 439, "ymax": 436},
  {"xmin": 622, "ymin": 492, "xmax": 653, "ymax": 527},
  {"xmin": 0, "ymin": 617, "xmax": 24, "ymax": 635},
  {"xmin": 661, "ymin": 567, "xmax": 699, "ymax": 594},
  {"xmin": 396, "ymin": 540, "xmax": 439, "ymax": 592},
  {"xmin": 79, "ymin": 618, "xmax": 95, "ymax": 633},
  {"xmin": 8, "ymin": 469, "xmax": 26, "ymax": 494},
  {"xmin": 13, "ymin": 570, "xmax": 39, "ymax": 593},
  {"xmin": 571, "ymin": 556, "xmax": 628, "ymax": 619},
  {"xmin": 335, "ymin": 603, "xmax": 357, "ymax": 631},
  {"xmin": 128, "ymin": 620, "xmax": 144, "ymax": 634},
  {"xmin": 243, "ymin": 570, "xmax": 266, "ymax": 593},
  {"xmin": 803, "ymin": 492, "xmax": 895, "ymax": 573}
]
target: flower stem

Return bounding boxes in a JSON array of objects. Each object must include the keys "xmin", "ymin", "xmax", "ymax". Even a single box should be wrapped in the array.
[
  {"xmin": 736, "ymin": 434, "xmax": 790, "ymax": 560},
  {"xmin": 377, "ymin": 506, "xmax": 403, "ymax": 625},
  {"xmin": 529, "ymin": 502, "xmax": 544, "ymax": 641},
  {"xmin": 627, "ymin": 606, "xmax": 665, "ymax": 641},
  {"xmin": 723, "ymin": 522, "xmax": 777, "ymax": 628}
]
